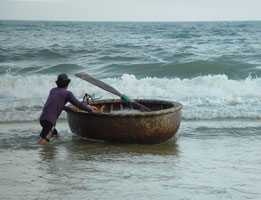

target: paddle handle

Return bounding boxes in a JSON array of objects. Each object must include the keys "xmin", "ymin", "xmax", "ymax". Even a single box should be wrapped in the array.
[
  {"xmin": 131, "ymin": 101, "xmax": 151, "ymax": 112},
  {"xmin": 121, "ymin": 94, "xmax": 151, "ymax": 111}
]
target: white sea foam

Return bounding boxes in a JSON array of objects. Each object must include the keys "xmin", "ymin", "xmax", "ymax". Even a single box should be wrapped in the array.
[{"xmin": 0, "ymin": 73, "xmax": 261, "ymax": 122}]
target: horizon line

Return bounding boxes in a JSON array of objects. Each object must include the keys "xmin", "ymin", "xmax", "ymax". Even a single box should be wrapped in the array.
[{"xmin": 1, "ymin": 18, "xmax": 261, "ymax": 23}]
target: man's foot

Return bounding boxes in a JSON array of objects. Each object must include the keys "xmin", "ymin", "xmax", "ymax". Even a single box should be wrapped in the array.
[
  {"xmin": 51, "ymin": 132, "xmax": 59, "ymax": 138},
  {"xmin": 37, "ymin": 138, "xmax": 49, "ymax": 145}
]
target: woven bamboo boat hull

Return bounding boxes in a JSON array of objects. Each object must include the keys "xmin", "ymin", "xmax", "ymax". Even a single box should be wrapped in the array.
[{"xmin": 67, "ymin": 99, "xmax": 182, "ymax": 144}]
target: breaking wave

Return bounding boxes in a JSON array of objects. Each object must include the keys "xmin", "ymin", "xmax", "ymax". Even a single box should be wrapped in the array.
[{"xmin": 1, "ymin": 73, "xmax": 260, "ymax": 122}]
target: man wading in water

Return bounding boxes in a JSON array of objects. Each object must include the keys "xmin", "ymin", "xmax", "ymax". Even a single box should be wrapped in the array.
[{"xmin": 38, "ymin": 73, "xmax": 100, "ymax": 144}]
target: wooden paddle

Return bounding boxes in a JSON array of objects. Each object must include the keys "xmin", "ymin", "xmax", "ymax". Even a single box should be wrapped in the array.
[{"xmin": 75, "ymin": 72, "xmax": 151, "ymax": 112}]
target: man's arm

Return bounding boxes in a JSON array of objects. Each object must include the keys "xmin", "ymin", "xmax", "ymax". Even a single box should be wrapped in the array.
[{"xmin": 67, "ymin": 92, "xmax": 93, "ymax": 113}]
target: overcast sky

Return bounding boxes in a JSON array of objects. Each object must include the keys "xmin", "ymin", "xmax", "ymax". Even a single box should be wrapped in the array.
[{"xmin": 0, "ymin": 0, "xmax": 261, "ymax": 21}]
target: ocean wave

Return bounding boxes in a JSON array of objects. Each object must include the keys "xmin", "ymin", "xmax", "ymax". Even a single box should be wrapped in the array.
[
  {"xmin": 0, "ymin": 46, "xmax": 101, "ymax": 64},
  {"xmin": 38, "ymin": 64, "xmax": 84, "ymax": 74},
  {"xmin": 3, "ymin": 48, "xmax": 66, "ymax": 61},
  {"xmin": 36, "ymin": 49, "xmax": 65, "ymax": 58},
  {"xmin": 113, "ymin": 43, "xmax": 140, "ymax": 49},
  {"xmin": 195, "ymin": 125, "xmax": 261, "ymax": 133},
  {"xmin": 99, "ymin": 55, "xmax": 140, "ymax": 62},
  {"xmin": 0, "ymin": 63, "xmax": 85, "ymax": 75},
  {"xmin": 1, "ymin": 73, "xmax": 261, "ymax": 102},
  {"xmin": 101, "ymin": 60, "xmax": 259, "ymax": 79},
  {"xmin": 0, "ymin": 73, "xmax": 260, "ymax": 122},
  {"xmin": 182, "ymin": 110, "xmax": 261, "ymax": 120}
]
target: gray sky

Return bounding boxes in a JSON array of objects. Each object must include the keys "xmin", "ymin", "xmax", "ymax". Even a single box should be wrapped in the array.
[{"xmin": 1, "ymin": 0, "xmax": 261, "ymax": 21}]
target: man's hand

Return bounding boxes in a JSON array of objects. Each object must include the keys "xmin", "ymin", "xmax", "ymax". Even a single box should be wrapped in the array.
[
  {"xmin": 89, "ymin": 105, "xmax": 104, "ymax": 114},
  {"xmin": 71, "ymin": 106, "xmax": 79, "ymax": 111}
]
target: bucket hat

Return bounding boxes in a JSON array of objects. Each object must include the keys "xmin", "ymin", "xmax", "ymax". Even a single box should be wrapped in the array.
[{"xmin": 56, "ymin": 73, "xmax": 71, "ymax": 88}]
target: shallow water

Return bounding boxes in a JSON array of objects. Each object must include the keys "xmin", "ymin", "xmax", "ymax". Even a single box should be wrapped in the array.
[{"xmin": 0, "ymin": 119, "xmax": 260, "ymax": 200}]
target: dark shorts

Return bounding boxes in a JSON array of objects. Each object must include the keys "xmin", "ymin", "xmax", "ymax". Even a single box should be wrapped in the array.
[{"xmin": 40, "ymin": 120, "xmax": 57, "ymax": 140}]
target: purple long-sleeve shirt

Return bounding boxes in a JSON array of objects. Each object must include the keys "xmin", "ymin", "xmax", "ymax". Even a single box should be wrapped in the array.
[{"xmin": 40, "ymin": 87, "xmax": 92, "ymax": 125}]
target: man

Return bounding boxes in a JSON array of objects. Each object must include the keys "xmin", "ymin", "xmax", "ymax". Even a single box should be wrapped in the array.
[{"xmin": 38, "ymin": 73, "xmax": 99, "ymax": 144}]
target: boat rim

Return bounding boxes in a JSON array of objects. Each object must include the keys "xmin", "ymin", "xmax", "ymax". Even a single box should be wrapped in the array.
[{"xmin": 67, "ymin": 99, "xmax": 182, "ymax": 118}]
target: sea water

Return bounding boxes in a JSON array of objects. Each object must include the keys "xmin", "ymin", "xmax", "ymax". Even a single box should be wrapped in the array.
[{"xmin": 0, "ymin": 20, "xmax": 261, "ymax": 200}]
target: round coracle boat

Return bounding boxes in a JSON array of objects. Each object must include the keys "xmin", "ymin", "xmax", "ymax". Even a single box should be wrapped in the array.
[{"xmin": 67, "ymin": 99, "xmax": 182, "ymax": 144}]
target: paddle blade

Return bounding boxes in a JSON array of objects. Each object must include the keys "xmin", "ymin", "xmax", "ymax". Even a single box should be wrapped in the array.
[{"xmin": 75, "ymin": 72, "xmax": 122, "ymax": 97}]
